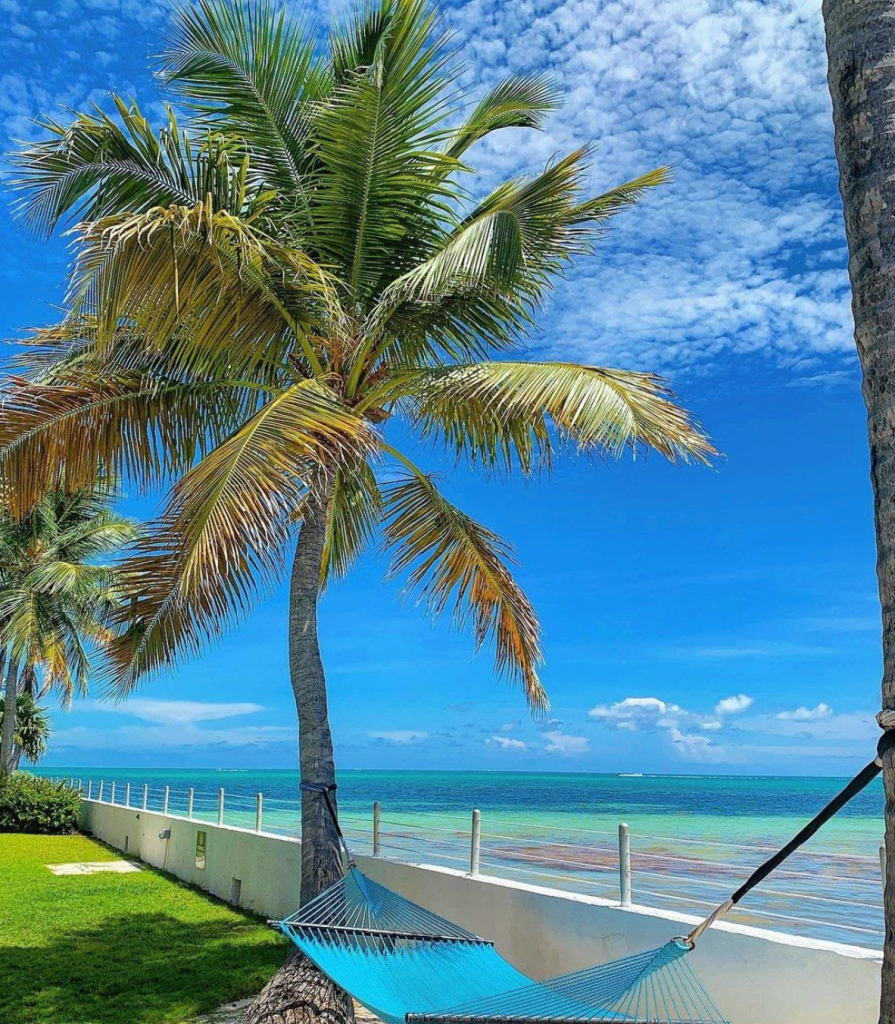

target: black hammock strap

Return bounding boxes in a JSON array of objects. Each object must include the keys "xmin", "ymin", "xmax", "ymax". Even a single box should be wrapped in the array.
[
  {"xmin": 685, "ymin": 728, "xmax": 895, "ymax": 945},
  {"xmin": 301, "ymin": 781, "xmax": 355, "ymax": 868}
]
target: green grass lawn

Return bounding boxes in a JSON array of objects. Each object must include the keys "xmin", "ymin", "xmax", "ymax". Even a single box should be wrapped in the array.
[{"xmin": 0, "ymin": 833, "xmax": 288, "ymax": 1024}]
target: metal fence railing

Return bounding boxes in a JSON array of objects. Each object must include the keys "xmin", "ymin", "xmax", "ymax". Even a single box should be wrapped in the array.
[{"xmin": 55, "ymin": 776, "xmax": 885, "ymax": 951}]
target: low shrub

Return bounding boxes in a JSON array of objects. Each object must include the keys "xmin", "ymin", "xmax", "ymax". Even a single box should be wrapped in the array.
[{"xmin": 0, "ymin": 773, "xmax": 80, "ymax": 834}]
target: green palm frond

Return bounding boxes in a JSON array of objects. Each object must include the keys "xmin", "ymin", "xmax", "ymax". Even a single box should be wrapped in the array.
[
  {"xmin": 69, "ymin": 200, "xmax": 330, "ymax": 377},
  {"xmin": 570, "ymin": 166, "xmax": 671, "ymax": 223},
  {"xmin": 0, "ymin": 692, "xmax": 50, "ymax": 764},
  {"xmin": 320, "ymin": 461, "xmax": 382, "ymax": 585},
  {"xmin": 161, "ymin": 0, "xmax": 323, "ymax": 198},
  {"xmin": 444, "ymin": 75, "xmax": 560, "ymax": 162},
  {"xmin": 10, "ymin": 97, "xmax": 252, "ymax": 235},
  {"xmin": 310, "ymin": 0, "xmax": 457, "ymax": 301},
  {"xmin": 0, "ymin": 486, "xmax": 138, "ymax": 705},
  {"xmin": 382, "ymin": 470, "xmax": 546, "ymax": 710}
]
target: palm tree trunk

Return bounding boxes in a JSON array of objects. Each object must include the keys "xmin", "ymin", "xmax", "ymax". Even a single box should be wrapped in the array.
[
  {"xmin": 822, "ymin": 3, "xmax": 895, "ymax": 1020},
  {"xmin": 0, "ymin": 656, "xmax": 19, "ymax": 778},
  {"xmin": 245, "ymin": 490, "xmax": 353, "ymax": 1024}
]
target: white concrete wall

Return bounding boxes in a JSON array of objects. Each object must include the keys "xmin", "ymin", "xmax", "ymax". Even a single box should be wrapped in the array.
[{"xmin": 80, "ymin": 799, "xmax": 881, "ymax": 1024}]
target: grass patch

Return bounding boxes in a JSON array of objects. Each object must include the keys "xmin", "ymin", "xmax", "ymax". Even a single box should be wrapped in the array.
[{"xmin": 0, "ymin": 833, "xmax": 288, "ymax": 1024}]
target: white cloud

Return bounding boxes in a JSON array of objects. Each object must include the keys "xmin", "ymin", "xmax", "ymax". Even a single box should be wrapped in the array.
[
  {"xmin": 776, "ymin": 703, "xmax": 833, "ymax": 721},
  {"xmin": 97, "ymin": 699, "xmax": 264, "ymax": 725},
  {"xmin": 446, "ymin": 0, "xmax": 852, "ymax": 381},
  {"xmin": 498, "ymin": 720, "xmax": 521, "ymax": 733},
  {"xmin": 715, "ymin": 694, "xmax": 754, "ymax": 716},
  {"xmin": 544, "ymin": 731, "xmax": 589, "ymax": 755},
  {"xmin": 667, "ymin": 727, "xmax": 727, "ymax": 763},
  {"xmin": 368, "ymin": 730, "xmax": 429, "ymax": 745},
  {"xmin": 589, "ymin": 696, "xmax": 681, "ymax": 729},
  {"xmin": 488, "ymin": 736, "xmax": 527, "ymax": 750}
]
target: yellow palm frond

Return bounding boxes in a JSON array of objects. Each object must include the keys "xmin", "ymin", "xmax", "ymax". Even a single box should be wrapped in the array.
[
  {"xmin": 107, "ymin": 381, "xmax": 373, "ymax": 689},
  {"xmin": 0, "ymin": 370, "xmax": 256, "ymax": 517},
  {"xmin": 320, "ymin": 461, "xmax": 382, "ymax": 586},
  {"xmin": 406, "ymin": 361, "xmax": 716, "ymax": 472},
  {"xmin": 69, "ymin": 199, "xmax": 333, "ymax": 379},
  {"xmin": 382, "ymin": 470, "xmax": 546, "ymax": 711}
]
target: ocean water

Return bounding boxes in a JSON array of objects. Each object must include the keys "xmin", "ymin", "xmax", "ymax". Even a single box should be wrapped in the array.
[{"xmin": 40, "ymin": 768, "xmax": 886, "ymax": 949}]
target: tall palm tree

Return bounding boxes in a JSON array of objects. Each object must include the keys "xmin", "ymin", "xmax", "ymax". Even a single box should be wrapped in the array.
[
  {"xmin": 3, "ymin": 0, "xmax": 714, "ymax": 1017},
  {"xmin": 0, "ymin": 486, "xmax": 140, "ymax": 775},
  {"xmin": 823, "ymin": 2, "xmax": 895, "ymax": 1020}
]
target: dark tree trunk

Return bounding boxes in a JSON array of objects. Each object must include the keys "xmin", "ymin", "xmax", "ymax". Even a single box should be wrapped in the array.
[
  {"xmin": 822, "ymin": 3, "xmax": 895, "ymax": 1020},
  {"xmin": 0, "ymin": 656, "xmax": 18, "ymax": 778},
  {"xmin": 245, "ymin": 490, "xmax": 353, "ymax": 1024}
]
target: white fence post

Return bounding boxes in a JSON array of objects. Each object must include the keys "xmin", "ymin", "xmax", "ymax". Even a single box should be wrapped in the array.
[
  {"xmin": 619, "ymin": 822, "xmax": 632, "ymax": 907},
  {"xmin": 109, "ymin": 782, "xmax": 116, "ymax": 805},
  {"xmin": 470, "ymin": 809, "xmax": 481, "ymax": 876},
  {"xmin": 125, "ymin": 783, "xmax": 131, "ymax": 808},
  {"xmin": 373, "ymin": 801, "xmax": 381, "ymax": 856},
  {"xmin": 218, "ymin": 788, "xmax": 225, "ymax": 827},
  {"xmin": 163, "ymin": 786, "xmax": 170, "ymax": 816},
  {"xmin": 187, "ymin": 787, "xmax": 195, "ymax": 820},
  {"xmin": 142, "ymin": 784, "xmax": 149, "ymax": 811},
  {"xmin": 98, "ymin": 780, "xmax": 104, "ymax": 802},
  {"xmin": 87, "ymin": 780, "xmax": 93, "ymax": 800},
  {"xmin": 255, "ymin": 792, "xmax": 263, "ymax": 832}
]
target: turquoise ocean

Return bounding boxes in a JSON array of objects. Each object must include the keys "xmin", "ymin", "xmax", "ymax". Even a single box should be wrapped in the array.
[{"xmin": 39, "ymin": 768, "xmax": 886, "ymax": 950}]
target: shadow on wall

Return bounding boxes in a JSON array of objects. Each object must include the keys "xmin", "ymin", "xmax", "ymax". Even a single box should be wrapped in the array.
[{"xmin": 0, "ymin": 912, "xmax": 284, "ymax": 1024}]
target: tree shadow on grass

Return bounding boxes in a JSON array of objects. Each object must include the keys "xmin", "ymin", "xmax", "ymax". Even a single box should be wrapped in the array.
[{"xmin": 0, "ymin": 911, "xmax": 286, "ymax": 1024}]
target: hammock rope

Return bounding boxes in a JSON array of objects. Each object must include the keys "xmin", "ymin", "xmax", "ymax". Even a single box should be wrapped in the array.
[{"xmin": 279, "ymin": 728, "xmax": 895, "ymax": 1024}]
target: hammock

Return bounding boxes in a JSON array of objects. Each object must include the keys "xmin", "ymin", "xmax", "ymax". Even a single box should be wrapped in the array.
[
  {"xmin": 279, "ymin": 867, "xmax": 726, "ymax": 1024},
  {"xmin": 279, "ymin": 732, "xmax": 895, "ymax": 1024}
]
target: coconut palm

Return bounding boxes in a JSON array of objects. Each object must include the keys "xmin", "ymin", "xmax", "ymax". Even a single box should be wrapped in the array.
[
  {"xmin": 0, "ymin": 486, "xmax": 140, "ymax": 775},
  {"xmin": 3, "ymin": 0, "xmax": 714, "ymax": 1016},
  {"xmin": 823, "ymin": 2, "xmax": 895, "ymax": 1020},
  {"xmin": 0, "ymin": 691, "xmax": 51, "ymax": 769}
]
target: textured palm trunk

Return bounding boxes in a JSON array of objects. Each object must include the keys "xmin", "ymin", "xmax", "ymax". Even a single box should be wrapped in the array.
[
  {"xmin": 0, "ymin": 656, "xmax": 18, "ymax": 778},
  {"xmin": 245, "ymin": 489, "xmax": 354, "ymax": 1024},
  {"xmin": 823, "ymin": 2, "xmax": 895, "ymax": 1020}
]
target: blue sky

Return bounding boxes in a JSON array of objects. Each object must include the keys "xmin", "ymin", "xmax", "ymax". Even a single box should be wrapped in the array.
[{"xmin": 0, "ymin": 0, "xmax": 881, "ymax": 775}]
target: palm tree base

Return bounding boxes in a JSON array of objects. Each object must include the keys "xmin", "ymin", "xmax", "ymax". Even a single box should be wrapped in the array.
[{"xmin": 244, "ymin": 949, "xmax": 354, "ymax": 1024}]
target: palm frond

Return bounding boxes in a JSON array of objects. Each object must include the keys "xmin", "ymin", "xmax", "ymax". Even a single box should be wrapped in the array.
[
  {"xmin": 444, "ymin": 75, "xmax": 560, "ymax": 161},
  {"xmin": 406, "ymin": 361, "xmax": 716, "ymax": 470},
  {"xmin": 311, "ymin": 0, "xmax": 458, "ymax": 302},
  {"xmin": 105, "ymin": 381, "xmax": 372, "ymax": 690},
  {"xmin": 162, "ymin": 0, "xmax": 323, "ymax": 197},
  {"xmin": 68, "ymin": 200, "xmax": 330, "ymax": 378},
  {"xmin": 0, "ymin": 369, "xmax": 258, "ymax": 517},
  {"xmin": 382, "ymin": 470, "xmax": 546, "ymax": 709},
  {"xmin": 320, "ymin": 460, "xmax": 382, "ymax": 585},
  {"xmin": 570, "ymin": 166, "xmax": 670, "ymax": 224},
  {"xmin": 10, "ymin": 97, "xmax": 252, "ymax": 235}
]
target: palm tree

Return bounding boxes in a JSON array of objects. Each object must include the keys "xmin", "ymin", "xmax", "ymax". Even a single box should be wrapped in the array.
[
  {"xmin": 823, "ymin": 3, "xmax": 895, "ymax": 1020},
  {"xmin": 3, "ymin": 0, "xmax": 714, "ymax": 1016},
  {"xmin": 0, "ymin": 486, "xmax": 140, "ymax": 775},
  {"xmin": 0, "ymin": 692, "xmax": 50, "ymax": 769}
]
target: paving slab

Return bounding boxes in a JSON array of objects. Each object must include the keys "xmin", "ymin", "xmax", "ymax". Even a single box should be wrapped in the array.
[{"xmin": 45, "ymin": 860, "xmax": 142, "ymax": 876}]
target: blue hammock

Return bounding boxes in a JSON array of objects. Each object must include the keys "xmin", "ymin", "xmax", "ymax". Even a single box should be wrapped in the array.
[{"xmin": 278, "ymin": 867, "xmax": 729, "ymax": 1024}]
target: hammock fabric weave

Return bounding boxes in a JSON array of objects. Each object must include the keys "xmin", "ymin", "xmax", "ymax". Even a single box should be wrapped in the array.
[{"xmin": 279, "ymin": 867, "xmax": 730, "ymax": 1024}]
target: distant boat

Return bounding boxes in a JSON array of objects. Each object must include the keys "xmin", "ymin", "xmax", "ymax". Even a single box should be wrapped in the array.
[{"xmin": 617, "ymin": 773, "xmax": 644, "ymax": 778}]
